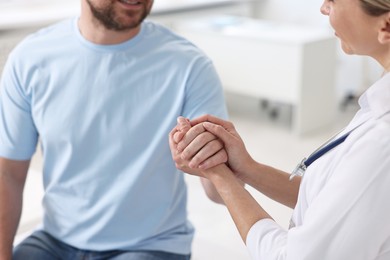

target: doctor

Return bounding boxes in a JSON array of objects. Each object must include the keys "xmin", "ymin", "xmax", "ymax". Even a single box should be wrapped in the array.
[{"xmin": 169, "ymin": 0, "xmax": 390, "ymax": 259}]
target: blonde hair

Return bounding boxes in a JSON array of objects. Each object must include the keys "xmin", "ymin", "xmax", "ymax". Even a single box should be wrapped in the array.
[{"xmin": 361, "ymin": 0, "xmax": 390, "ymax": 16}]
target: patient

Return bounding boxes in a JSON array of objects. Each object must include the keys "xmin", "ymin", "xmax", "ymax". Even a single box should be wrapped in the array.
[{"xmin": 0, "ymin": 0, "xmax": 228, "ymax": 259}]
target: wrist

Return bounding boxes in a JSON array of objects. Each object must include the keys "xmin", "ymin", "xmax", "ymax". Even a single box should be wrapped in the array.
[
  {"xmin": 202, "ymin": 164, "xmax": 226, "ymax": 180},
  {"xmin": 203, "ymin": 165, "xmax": 240, "ymax": 193},
  {"xmin": 237, "ymin": 160, "xmax": 264, "ymax": 185},
  {"xmin": 234, "ymin": 158, "xmax": 257, "ymax": 183}
]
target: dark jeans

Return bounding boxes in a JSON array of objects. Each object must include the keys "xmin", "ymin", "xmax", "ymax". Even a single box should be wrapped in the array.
[{"xmin": 14, "ymin": 230, "xmax": 191, "ymax": 260}]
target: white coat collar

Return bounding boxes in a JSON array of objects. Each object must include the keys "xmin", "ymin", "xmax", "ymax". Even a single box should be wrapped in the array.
[{"xmin": 364, "ymin": 72, "xmax": 390, "ymax": 120}]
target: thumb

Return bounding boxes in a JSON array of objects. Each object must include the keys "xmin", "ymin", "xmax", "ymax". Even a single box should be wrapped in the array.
[{"xmin": 202, "ymin": 122, "xmax": 232, "ymax": 144}]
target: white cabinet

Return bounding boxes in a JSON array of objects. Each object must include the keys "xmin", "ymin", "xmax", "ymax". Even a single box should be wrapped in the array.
[{"xmin": 174, "ymin": 16, "xmax": 338, "ymax": 135}]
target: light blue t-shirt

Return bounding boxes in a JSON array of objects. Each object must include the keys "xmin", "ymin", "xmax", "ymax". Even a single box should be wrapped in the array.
[{"xmin": 0, "ymin": 18, "xmax": 228, "ymax": 254}]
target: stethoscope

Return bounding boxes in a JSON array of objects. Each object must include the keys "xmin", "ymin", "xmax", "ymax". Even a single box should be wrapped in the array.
[
  {"xmin": 289, "ymin": 120, "xmax": 367, "ymax": 180},
  {"xmin": 287, "ymin": 128, "xmax": 353, "ymax": 228}
]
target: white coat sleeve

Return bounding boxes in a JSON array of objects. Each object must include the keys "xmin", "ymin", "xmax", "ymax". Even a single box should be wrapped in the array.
[{"xmin": 246, "ymin": 128, "xmax": 390, "ymax": 260}]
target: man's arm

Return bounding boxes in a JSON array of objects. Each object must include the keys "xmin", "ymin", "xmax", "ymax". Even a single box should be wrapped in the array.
[{"xmin": 0, "ymin": 158, "xmax": 30, "ymax": 260}]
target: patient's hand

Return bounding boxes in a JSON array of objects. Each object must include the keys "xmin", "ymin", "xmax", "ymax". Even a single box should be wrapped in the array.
[
  {"xmin": 172, "ymin": 117, "xmax": 191, "ymax": 143},
  {"xmin": 169, "ymin": 117, "xmax": 204, "ymax": 176},
  {"xmin": 171, "ymin": 117, "xmax": 230, "ymax": 172},
  {"xmin": 170, "ymin": 117, "xmax": 230, "ymax": 204}
]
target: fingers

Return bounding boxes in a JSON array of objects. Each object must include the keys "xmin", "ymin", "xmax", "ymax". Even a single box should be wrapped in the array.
[
  {"xmin": 173, "ymin": 116, "xmax": 191, "ymax": 143},
  {"xmin": 169, "ymin": 126, "xmax": 203, "ymax": 176},
  {"xmin": 190, "ymin": 114, "xmax": 232, "ymax": 129},
  {"xmin": 175, "ymin": 115, "xmax": 233, "ymax": 149},
  {"xmin": 170, "ymin": 115, "xmax": 234, "ymax": 172},
  {"xmin": 176, "ymin": 123, "xmax": 207, "ymax": 152},
  {"xmin": 182, "ymin": 136, "xmax": 223, "ymax": 166},
  {"xmin": 168, "ymin": 126, "xmax": 180, "ymax": 158},
  {"xmin": 177, "ymin": 116, "xmax": 191, "ymax": 132},
  {"xmin": 173, "ymin": 131, "xmax": 184, "ymax": 144},
  {"xmin": 180, "ymin": 130, "xmax": 216, "ymax": 159},
  {"xmin": 202, "ymin": 122, "xmax": 234, "ymax": 145},
  {"xmin": 198, "ymin": 149, "xmax": 228, "ymax": 170}
]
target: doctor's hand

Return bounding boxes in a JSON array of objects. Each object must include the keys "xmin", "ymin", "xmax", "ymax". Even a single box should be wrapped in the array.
[{"xmin": 177, "ymin": 114, "xmax": 254, "ymax": 180}]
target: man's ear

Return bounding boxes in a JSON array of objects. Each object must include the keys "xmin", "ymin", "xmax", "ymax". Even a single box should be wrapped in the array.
[{"xmin": 378, "ymin": 12, "xmax": 390, "ymax": 44}]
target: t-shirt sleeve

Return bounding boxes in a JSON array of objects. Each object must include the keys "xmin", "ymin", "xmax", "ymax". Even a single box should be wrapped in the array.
[
  {"xmin": 0, "ymin": 52, "xmax": 38, "ymax": 160},
  {"xmin": 181, "ymin": 57, "xmax": 228, "ymax": 120}
]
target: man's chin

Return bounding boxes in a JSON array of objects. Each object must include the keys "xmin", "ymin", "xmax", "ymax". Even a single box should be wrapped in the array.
[{"xmin": 111, "ymin": 12, "xmax": 147, "ymax": 30}]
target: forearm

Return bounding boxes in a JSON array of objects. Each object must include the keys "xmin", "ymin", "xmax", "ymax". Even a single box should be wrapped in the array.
[
  {"xmin": 239, "ymin": 161, "xmax": 301, "ymax": 209},
  {"xmin": 200, "ymin": 174, "xmax": 246, "ymax": 205},
  {"xmin": 0, "ymin": 174, "xmax": 23, "ymax": 260},
  {"xmin": 0, "ymin": 159, "xmax": 29, "ymax": 260},
  {"xmin": 200, "ymin": 177, "xmax": 225, "ymax": 204},
  {"xmin": 203, "ymin": 164, "xmax": 272, "ymax": 242}
]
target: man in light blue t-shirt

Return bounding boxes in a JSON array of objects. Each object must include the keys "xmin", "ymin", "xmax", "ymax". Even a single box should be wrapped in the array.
[{"xmin": 0, "ymin": 1, "xmax": 228, "ymax": 259}]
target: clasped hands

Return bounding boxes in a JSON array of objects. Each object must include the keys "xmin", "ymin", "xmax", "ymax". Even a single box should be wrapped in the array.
[{"xmin": 168, "ymin": 114, "xmax": 253, "ymax": 180}]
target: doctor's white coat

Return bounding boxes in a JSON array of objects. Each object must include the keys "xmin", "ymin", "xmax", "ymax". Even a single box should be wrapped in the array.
[{"xmin": 246, "ymin": 73, "xmax": 390, "ymax": 260}]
